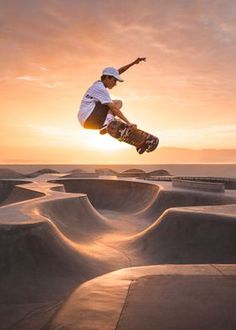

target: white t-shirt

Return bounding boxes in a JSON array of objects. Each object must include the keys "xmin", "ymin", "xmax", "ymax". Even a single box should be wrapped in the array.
[{"xmin": 78, "ymin": 81, "xmax": 112, "ymax": 127}]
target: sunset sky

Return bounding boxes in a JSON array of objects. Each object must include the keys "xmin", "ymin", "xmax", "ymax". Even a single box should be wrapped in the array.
[{"xmin": 1, "ymin": 0, "xmax": 236, "ymax": 164}]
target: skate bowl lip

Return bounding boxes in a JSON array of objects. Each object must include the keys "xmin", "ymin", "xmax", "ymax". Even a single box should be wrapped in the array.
[
  {"xmin": 48, "ymin": 177, "xmax": 161, "ymax": 214},
  {"xmin": 1, "ymin": 177, "xmax": 236, "ymax": 222},
  {"xmin": 48, "ymin": 176, "xmax": 236, "ymax": 201},
  {"xmin": 48, "ymin": 175, "xmax": 236, "ymax": 187}
]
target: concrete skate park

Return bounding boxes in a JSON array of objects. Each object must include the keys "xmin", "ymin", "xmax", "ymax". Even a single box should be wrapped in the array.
[{"xmin": 1, "ymin": 171, "xmax": 236, "ymax": 329}]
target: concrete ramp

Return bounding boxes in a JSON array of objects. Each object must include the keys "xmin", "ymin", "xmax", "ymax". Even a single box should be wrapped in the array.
[
  {"xmin": 0, "ymin": 219, "xmax": 115, "ymax": 329},
  {"xmin": 0, "ymin": 180, "xmax": 38, "ymax": 205},
  {"xmin": 0, "ymin": 180, "xmax": 125, "ymax": 328},
  {"xmin": 0, "ymin": 221, "xmax": 97, "ymax": 303},
  {"xmin": 134, "ymin": 187, "xmax": 236, "ymax": 222},
  {"xmin": 36, "ymin": 195, "xmax": 110, "ymax": 242},
  {"xmin": 129, "ymin": 206, "xmax": 236, "ymax": 264},
  {"xmin": 0, "ymin": 185, "xmax": 44, "ymax": 206}
]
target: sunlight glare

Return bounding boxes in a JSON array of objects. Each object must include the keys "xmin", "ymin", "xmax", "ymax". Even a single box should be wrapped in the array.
[
  {"xmin": 84, "ymin": 130, "xmax": 131, "ymax": 151},
  {"xmin": 29, "ymin": 124, "xmax": 131, "ymax": 151}
]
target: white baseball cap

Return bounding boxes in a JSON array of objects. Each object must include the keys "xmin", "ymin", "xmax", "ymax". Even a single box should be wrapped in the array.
[{"xmin": 102, "ymin": 67, "xmax": 124, "ymax": 82}]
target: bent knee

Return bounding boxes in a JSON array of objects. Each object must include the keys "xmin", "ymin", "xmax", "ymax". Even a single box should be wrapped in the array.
[{"xmin": 112, "ymin": 100, "xmax": 123, "ymax": 109}]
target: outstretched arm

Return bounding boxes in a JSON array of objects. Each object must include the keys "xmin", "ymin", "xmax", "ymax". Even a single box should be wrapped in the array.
[{"xmin": 118, "ymin": 57, "xmax": 146, "ymax": 74}]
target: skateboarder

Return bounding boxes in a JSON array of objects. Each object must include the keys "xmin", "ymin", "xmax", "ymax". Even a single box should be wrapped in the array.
[{"xmin": 77, "ymin": 57, "xmax": 146, "ymax": 135}]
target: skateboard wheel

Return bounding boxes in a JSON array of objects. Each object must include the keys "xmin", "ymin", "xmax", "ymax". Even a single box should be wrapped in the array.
[{"xmin": 136, "ymin": 146, "xmax": 146, "ymax": 154}]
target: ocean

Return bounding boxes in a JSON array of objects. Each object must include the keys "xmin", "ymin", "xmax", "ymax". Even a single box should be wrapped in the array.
[{"xmin": 0, "ymin": 164, "xmax": 236, "ymax": 178}]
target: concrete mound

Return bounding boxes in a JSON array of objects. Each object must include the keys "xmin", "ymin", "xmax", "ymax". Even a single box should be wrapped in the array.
[
  {"xmin": 148, "ymin": 169, "xmax": 171, "ymax": 176},
  {"xmin": 0, "ymin": 185, "xmax": 44, "ymax": 206},
  {"xmin": 62, "ymin": 168, "xmax": 99, "ymax": 178},
  {"xmin": 95, "ymin": 168, "xmax": 118, "ymax": 175},
  {"xmin": 0, "ymin": 168, "xmax": 26, "ymax": 179},
  {"xmin": 0, "ymin": 180, "xmax": 29, "ymax": 204},
  {"xmin": 118, "ymin": 168, "xmax": 146, "ymax": 178},
  {"xmin": 130, "ymin": 207, "xmax": 236, "ymax": 264},
  {"xmin": 26, "ymin": 168, "xmax": 60, "ymax": 178}
]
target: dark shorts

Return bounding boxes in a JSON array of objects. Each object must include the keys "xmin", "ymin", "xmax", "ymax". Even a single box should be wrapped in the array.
[{"xmin": 84, "ymin": 102, "xmax": 110, "ymax": 129}]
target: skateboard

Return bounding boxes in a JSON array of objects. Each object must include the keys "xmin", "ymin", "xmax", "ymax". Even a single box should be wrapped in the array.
[{"xmin": 106, "ymin": 120, "xmax": 159, "ymax": 154}]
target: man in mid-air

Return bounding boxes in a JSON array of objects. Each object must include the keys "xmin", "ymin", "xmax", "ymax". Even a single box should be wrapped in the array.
[{"xmin": 78, "ymin": 57, "xmax": 146, "ymax": 135}]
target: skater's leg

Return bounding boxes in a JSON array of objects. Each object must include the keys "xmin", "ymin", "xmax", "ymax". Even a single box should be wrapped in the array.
[
  {"xmin": 84, "ymin": 102, "xmax": 109, "ymax": 129},
  {"xmin": 100, "ymin": 100, "xmax": 123, "ymax": 134},
  {"xmin": 103, "ymin": 100, "xmax": 122, "ymax": 123}
]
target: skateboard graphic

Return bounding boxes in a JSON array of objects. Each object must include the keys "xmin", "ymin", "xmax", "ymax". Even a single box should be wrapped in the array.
[{"xmin": 107, "ymin": 120, "xmax": 159, "ymax": 154}]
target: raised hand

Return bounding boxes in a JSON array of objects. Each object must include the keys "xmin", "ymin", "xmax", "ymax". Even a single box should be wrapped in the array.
[
  {"xmin": 134, "ymin": 57, "xmax": 146, "ymax": 64},
  {"xmin": 118, "ymin": 58, "xmax": 146, "ymax": 74}
]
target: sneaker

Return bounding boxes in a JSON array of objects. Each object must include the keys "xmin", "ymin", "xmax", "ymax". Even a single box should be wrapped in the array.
[{"xmin": 99, "ymin": 126, "xmax": 107, "ymax": 135}]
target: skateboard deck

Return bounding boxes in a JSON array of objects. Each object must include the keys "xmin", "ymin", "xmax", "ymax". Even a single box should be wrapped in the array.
[{"xmin": 106, "ymin": 120, "xmax": 159, "ymax": 154}]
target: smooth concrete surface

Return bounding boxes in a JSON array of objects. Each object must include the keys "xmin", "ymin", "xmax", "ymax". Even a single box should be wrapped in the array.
[
  {"xmin": 0, "ymin": 175, "xmax": 236, "ymax": 329},
  {"xmin": 50, "ymin": 265, "xmax": 236, "ymax": 330},
  {"xmin": 117, "ymin": 275, "xmax": 236, "ymax": 330}
]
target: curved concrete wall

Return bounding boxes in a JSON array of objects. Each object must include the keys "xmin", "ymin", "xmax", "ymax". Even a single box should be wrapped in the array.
[
  {"xmin": 136, "ymin": 188, "xmax": 236, "ymax": 223},
  {"xmin": 131, "ymin": 208, "xmax": 236, "ymax": 264},
  {"xmin": 37, "ymin": 195, "xmax": 109, "ymax": 242},
  {"xmin": 0, "ymin": 221, "xmax": 94, "ymax": 303},
  {"xmin": 51, "ymin": 179, "xmax": 159, "ymax": 213}
]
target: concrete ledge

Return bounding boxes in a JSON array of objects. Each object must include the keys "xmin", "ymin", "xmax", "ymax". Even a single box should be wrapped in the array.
[
  {"xmin": 146, "ymin": 176, "xmax": 236, "ymax": 190},
  {"xmin": 62, "ymin": 173, "xmax": 99, "ymax": 178},
  {"xmin": 172, "ymin": 178, "xmax": 225, "ymax": 192},
  {"xmin": 174, "ymin": 176, "xmax": 236, "ymax": 190}
]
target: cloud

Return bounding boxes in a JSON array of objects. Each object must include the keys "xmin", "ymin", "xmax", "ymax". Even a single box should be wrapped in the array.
[
  {"xmin": 1, "ymin": 0, "xmax": 235, "ymax": 95},
  {"xmin": 1, "ymin": 1, "xmax": 235, "ymax": 71},
  {"xmin": 17, "ymin": 76, "xmax": 39, "ymax": 82},
  {"xmin": 16, "ymin": 75, "xmax": 64, "ymax": 88}
]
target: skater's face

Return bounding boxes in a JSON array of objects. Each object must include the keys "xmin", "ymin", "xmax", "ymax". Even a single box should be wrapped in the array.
[{"xmin": 104, "ymin": 76, "xmax": 117, "ymax": 89}]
